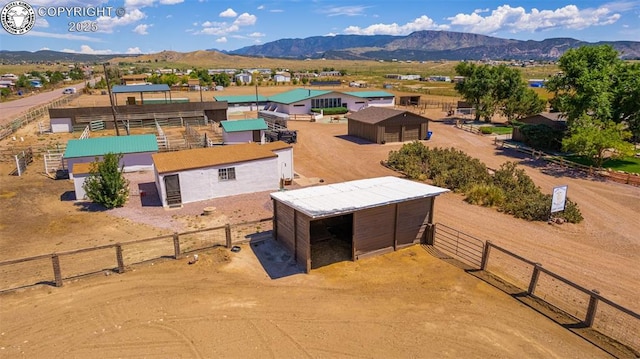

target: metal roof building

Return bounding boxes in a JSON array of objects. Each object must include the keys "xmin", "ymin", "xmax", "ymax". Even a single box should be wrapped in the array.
[
  {"xmin": 220, "ymin": 118, "xmax": 268, "ymax": 133},
  {"xmin": 347, "ymin": 106, "xmax": 432, "ymax": 144},
  {"xmin": 111, "ymin": 84, "xmax": 172, "ymax": 105},
  {"xmin": 271, "ymin": 176, "xmax": 449, "ymax": 272}
]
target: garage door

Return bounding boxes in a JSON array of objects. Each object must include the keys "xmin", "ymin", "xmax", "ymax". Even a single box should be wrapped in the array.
[
  {"xmin": 384, "ymin": 126, "xmax": 401, "ymax": 143},
  {"xmin": 403, "ymin": 125, "xmax": 420, "ymax": 141}
]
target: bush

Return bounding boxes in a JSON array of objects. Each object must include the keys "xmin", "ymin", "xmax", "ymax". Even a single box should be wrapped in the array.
[
  {"xmin": 480, "ymin": 126, "xmax": 493, "ymax": 134},
  {"xmin": 310, "ymin": 107, "xmax": 348, "ymax": 115},
  {"xmin": 465, "ymin": 184, "xmax": 506, "ymax": 207},
  {"xmin": 83, "ymin": 153, "xmax": 129, "ymax": 209}
]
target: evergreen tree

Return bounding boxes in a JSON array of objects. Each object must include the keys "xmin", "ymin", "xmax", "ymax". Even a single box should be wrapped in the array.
[{"xmin": 83, "ymin": 153, "xmax": 129, "ymax": 209}]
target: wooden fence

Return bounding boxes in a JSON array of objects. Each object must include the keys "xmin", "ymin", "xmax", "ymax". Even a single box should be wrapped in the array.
[
  {"xmin": 432, "ymin": 223, "xmax": 639, "ymax": 356},
  {"xmin": 0, "ymin": 92, "xmax": 81, "ymax": 141},
  {"xmin": 0, "ymin": 217, "xmax": 272, "ymax": 292},
  {"xmin": 495, "ymin": 139, "xmax": 640, "ymax": 186}
]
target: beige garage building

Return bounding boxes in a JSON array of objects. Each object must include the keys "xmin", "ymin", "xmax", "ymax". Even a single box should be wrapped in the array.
[
  {"xmin": 270, "ymin": 176, "xmax": 449, "ymax": 272},
  {"xmin": 347, "ymin": 106, "xmax": 431, "ymax": 144}
]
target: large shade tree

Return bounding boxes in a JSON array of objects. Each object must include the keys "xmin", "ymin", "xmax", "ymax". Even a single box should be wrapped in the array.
[{"xmin": 546, "ymin": 45, "xmax": 637, "ymax": 165}]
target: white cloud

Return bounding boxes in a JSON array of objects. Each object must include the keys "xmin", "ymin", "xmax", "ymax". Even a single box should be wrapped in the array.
[
  {"xmin": 216, "ymin": 37, "xmax": 227, "ymax": 43},
  {"xmin": 197, "ymin": 12, "xmax": 257, "ymax": 36},
  {"xmin": 447, "ymin": 4, "xmax": 622, "ymax": 34},
  {"xmin": 29, "ymin": 0, "xmax": 106, "ymax": 5},
  {"xmin": 35, "ymin": 17, "xmax": 49, "ymax": 28},
  {"xmin": 133, "ymin": 23, "xmax": 151, "ymax": 34},
  {"xmin": 257, "ymin": 5, "xmax": 265, "ymax": 10},
  {"xmin": 474, "ymin": 8, "xmax": 490, "ymax": 14},
  {"xmin": 126, "ymin": 47, "xmax": 142, "ymax": 54},
  {"xmin": 220, "ymin": 8, "xmax": 237, "ymax": 18},
  {"xmin": 25, "ymin": 30, "xmax": 101, "ymax": 42},
  {"xmin": 269, "ymin": 9, "xmax": 283, "ymax": 13},
  {"xmin": 62, "ymin": 45, "xmax": 113, "ymax": 54},
  {"xmin": 248, "ymin": 32, "xmax": 265, "ymax": 38},
  {"xmin": 124, "ymin": 0, "xmax": 183, "ymax": 6},
  {"xmin": 321, "ymin": 6, "xmax": 370, "ymax": 17},
  {"xmin": 192, "ymin": 22, "xmax": 198, "ymax": 26},
  {"xmin": 344, "ymin": 15, "xmax": 449, "ymax": 35},
  {"xmin": 234, "ymin": 13, "xmax": 257, "ymax": 26},
  {"xmin": 39, "ymin": 47, "xmax": 50, "ymax": 50},
  {"xmin": 166, "ymin": 14, "xmax": 172, "ymax": 18},
  {"xmin": 96, "ymin": 8, "xmax": 146, "ymax": 33}
]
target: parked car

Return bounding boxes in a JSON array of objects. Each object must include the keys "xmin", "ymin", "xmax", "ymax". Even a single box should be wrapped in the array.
[{"xmin": 62, "ymin": 87, "xmax": 77, "ymax": 94}]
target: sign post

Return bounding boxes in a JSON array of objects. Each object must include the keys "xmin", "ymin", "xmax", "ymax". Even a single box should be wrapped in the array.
[{"xmin": 550, "ymin": 185, "xmax": 568, "ymax": 217}]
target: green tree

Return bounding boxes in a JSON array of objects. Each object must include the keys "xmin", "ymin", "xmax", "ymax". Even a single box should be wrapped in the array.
[
  {"xmin": 211, "ymin": 73, "xmax": 230, "ymax": 87},
  {"xmin": 546, "ymin": 45, "xmax": 620, "ymax": 124},
  {"xmin": 562, "ymin": 117, "xmax": 634, "ymax": 168},
  {"xmin": 83, "ymin": 153, "xmax": 129, "ymax": 209},
  {"xmin": 49, "ymin": 71, "xmax": 65, "ymax": 85},
  {"xmin": 501, "ymin": 86, "xmax": 546, "ymax": 122},
  {"xmin": 611, "ymin": 62, "xmax": 640, "ymax": 141}
]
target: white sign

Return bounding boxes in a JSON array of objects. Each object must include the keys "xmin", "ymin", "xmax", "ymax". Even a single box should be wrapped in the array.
[{"xmin": 551, "ymin": 185, "xmax": 568, "ymax": 213}]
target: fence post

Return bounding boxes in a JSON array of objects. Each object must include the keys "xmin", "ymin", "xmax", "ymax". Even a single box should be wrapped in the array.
[
  {"xmin": 480, "ymin": 241, "xmax": 491, "ymax": 270},
  {"xmin": 584, "ymin": 289, "xmax": 600, "ymax": 327},
  {"xmin": 225, "ymin": 223, "xmax": 232, "ymax": 248},
  {"xmin": 115, "ymin": 244, "xmax": 125, "ymax": 273},
  {"xmin": 173, "ymin": 232, "xmax": 181, "ymax": 259},
  {"xmin": 528, "ymin": 263, "xmax": 542, "ymax": 295},
  {"xmin": 51, "ymin": 254, "xmax": 63, "ymax": 287}
]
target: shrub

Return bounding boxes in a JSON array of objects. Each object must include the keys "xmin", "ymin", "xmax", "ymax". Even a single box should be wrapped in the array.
[
  {"xmin": 465, "ymin": 184, "xmax": 506, "ymax": 207},
  {"xmin": 480, "ymin": 126, "xmax": 493, "ymax": 134},
  {"xmin": 83, "ymin": 153, "xmax": 129, "ymax": 209},
  {"xmin": 310, "ymin": 107, "xmax": 348, "ymax": 115}
]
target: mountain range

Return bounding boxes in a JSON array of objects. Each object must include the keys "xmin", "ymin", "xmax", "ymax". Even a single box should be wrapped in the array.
[
  {"xmin": 228, "ymin": 30, "xmax": 640, "ymax": 60},
  {"xmin": 2, "ymin": 30, "xmax": 639, "ymax": 64}
]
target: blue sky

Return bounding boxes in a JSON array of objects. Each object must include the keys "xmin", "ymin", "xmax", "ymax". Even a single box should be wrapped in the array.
[{"xmin": 1, "ymin": 0, "xmax": 639, "ymax": 55}]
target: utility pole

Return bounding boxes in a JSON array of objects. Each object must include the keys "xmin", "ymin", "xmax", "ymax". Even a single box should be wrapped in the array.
[
  {"xmin": 103, "ymin": 63, "xmax": 120, "ymax": 136},
  {"xmin": 254, "ymin": 82, "xmax": 259, "ymax": 114}
]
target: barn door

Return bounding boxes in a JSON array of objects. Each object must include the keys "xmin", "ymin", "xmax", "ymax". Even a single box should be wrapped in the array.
[
  {"xmin": 384, "ymin": 126, "xmax": 401, "ymax": 143},
  {"xmin": 164, "ymin": 174, "xmax": 182, "ymax": 207},
  {"xmin": 253, "ymin": 130, "xmax": 261, "ymax": 142}
]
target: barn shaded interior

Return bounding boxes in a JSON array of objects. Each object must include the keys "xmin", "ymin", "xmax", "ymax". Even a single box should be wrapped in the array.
[{"xmin": 310, "ymin": 214, "xmax": 353, "ymax": 269}]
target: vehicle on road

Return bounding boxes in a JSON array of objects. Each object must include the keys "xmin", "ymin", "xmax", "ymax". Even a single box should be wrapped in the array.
[{"xmin": 62, "ymin": 87, "xmax": 77, "ymax": 94}]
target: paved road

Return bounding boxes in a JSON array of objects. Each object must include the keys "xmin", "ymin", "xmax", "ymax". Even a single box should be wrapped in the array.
[{"xmin": 0, "ymin": 81, "xmax": 89, "ymax": 127}]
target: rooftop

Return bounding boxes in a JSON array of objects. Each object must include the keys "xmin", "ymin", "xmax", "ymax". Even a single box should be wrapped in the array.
[
  {"xmin": 343, "ymin": 91, "xmax": 395, "ymax": 98},
  {"xmin": 112, "ymin": 84, "xmax": 171, "ymax": 93},
  {"xmin": 347, "ymin": 106, "xmax": 430, "ymax": 125},
  {"xmin": 64, "ymin": 134, "xmax": 159, "ymax": 158},
  {"xmin": 271, "ymin": 176, "xmax": 449, "ymax": 219},
  {"xmin": 221, "ymin": 118, "xmax": 268, "ymax": 133},
  {"xmin": 214, "ymin": 95, "xmax": 269, "ymax": 104},
  {"xmin": 152, "ymin": 142, "xmax": 277, "ymax": 173},
  {"xmin": 267, "ymin": 88, "xmax": 332, "ymax": 104}
]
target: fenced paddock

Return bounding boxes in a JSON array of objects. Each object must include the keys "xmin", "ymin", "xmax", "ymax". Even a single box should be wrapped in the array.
[
  {"xmin": 0, "ymin": 218, "xmax": 271, "ymax": 292},
  {"xmin": 433, "ymin": 223, "xmax": 639, "ymax": 356}
]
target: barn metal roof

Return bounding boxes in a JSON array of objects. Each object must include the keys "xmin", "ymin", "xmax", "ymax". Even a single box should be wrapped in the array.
[
  {"xmin": 112, "ymin": 84, "xmax": 170, "ymax": 93},
  {"xmin": 271, "ymin": 176, "xmax": 449, "ymax": 219},
  {"xmin": 221, "ymin": 118, "xmax": 268, "ymax": 132},
  {"xmin": 267, "ymin": 88, "xmax": 332, "ymax": 104},
  {"xmin": 214, "ymin": 95, "xmax": 268, "ymax": 103},
  {"xmin": 64, "ymin": 134, "xmax": 159, "ymax": 158},
  {"xmin": 343, "ymin": 91, "xmax": 395, "ymax": 98},
  {"xmin": 347, "ymin": 106, "xmax": 409, "ymax": 124}
]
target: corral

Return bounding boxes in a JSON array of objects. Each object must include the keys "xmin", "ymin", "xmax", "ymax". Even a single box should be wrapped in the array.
[{"xmin": 0, "ymin": 85, "xmax": 638, "ymax": 358}]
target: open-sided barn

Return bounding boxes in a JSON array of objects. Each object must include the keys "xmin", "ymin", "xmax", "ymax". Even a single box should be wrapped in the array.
[
  {"xmin": 347, "ymin": 107, "xmax": 431, "ymax": 144},
  {"xmin": 271, "ymin": 176, "xmax": 449, "ymax": 272},
  {"xmin": 152, "ymin": 142, "xmax": 293, "ymax": 207}
]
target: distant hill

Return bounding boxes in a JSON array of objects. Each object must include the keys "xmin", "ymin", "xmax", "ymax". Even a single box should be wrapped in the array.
[
  {"xmin": 229, "ymin": 30, "xmax": 640, "ymax": 60},
  {"xmin": 0, "ymin": 50, "xmax": 131, "ymax": 63}
]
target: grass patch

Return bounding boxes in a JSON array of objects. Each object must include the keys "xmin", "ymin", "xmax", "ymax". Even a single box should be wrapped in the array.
[
  {"xmin": 565, "ymin": 155, "xmax": 640, "ymax": 173},
  {"xmin": 489, "ymin": 126, "xmax": 513, "ymax": 135}
]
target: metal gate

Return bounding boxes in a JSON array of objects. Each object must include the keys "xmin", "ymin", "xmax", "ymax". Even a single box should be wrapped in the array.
[{"xmin": 433, "ymin": 223, "xmax": 485, "ymax": 269}]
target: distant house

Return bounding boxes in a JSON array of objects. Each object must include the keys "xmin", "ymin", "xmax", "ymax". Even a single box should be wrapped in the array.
[
  {"xmin": 347, "ymin": 106, "xmax": 431, "ymax": 144},
  {"xmin": 385, "ymin": 74, "xmax": 421, "ymax": 80},
  {"xmin": 234, "ymin": 73, "xmax": 252, "ymax": 84},
  {"xmin": 318, "ymin": 71, "xmax": 342, "ymax": 77},
  {"xmin": 273, "ymin": 72, "xmax": 291, "ymax": 83},
  {"xmin": 121, "ymin": 74, "xmax": 148, "ymax": 85},
  {"xmin": 64, "ymin": 134, "xmax": 159, "ymax": 179},
  {"xmin": 343, "ymin": 91, "xmax": 395, "ymax": 109},
  {"xmin": 512, "ymin": 112, "xmax": 567, "ymax": 142},
  {"xmin": 151, "ymin": 142, "xmax": 293, "ymax": 207},
  {"xmin": 221, "ymin": 118, "xmax": 268, "ymax": 144}
]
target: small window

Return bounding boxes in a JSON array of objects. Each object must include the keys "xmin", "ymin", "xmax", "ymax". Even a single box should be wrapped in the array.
[{"xmin": 218, "ymin": 167, "xmax": 236, "ymax": 181}]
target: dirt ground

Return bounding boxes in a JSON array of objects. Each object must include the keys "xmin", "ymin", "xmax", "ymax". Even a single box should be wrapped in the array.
[{"xmin": 0, "ymin": 91, "xmax": 638, "ymax": 358}]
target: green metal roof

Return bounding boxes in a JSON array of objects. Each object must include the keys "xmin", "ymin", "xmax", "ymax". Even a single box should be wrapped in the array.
[
  {"xmin": 343, "ymin": 91, "xmax": 395, "ymax": 98},
  {"xmin": 112, "ymin": 84, "xmax": 170, "ymax": 93},
  {"xmin": 64, "ymin": 134, "xmax": 159, "ymax": 158},
  {"xmin": 214, "ymin": 95, "xmax": 268, "ymax": 104},
  {"xmin": 221, "ymin": 118, "xmax": 268, "ymax": 133},
  {"xmin": 267, "ymin": 88, "xmax": 332, "ymax": 104}
]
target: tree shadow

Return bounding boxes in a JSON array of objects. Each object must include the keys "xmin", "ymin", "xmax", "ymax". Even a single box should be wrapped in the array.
[
  {"xmin": 60, "ymin": 191, "xmax": 76, "ymax": 201},
  {"xmin": 74, "ymin": 201, "xmax": 108, "ymax": 212}
]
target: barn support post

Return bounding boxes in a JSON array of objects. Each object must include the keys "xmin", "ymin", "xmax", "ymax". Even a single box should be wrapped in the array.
[
  {"xmin": 173, "ymin": 233, "xmax": 181, "ymax": 259},
  {"xmin": 115, "ymin": 244, "xmax": 125, "ymax": 273},
  {"xmin": 584, "ymin": 289, "xmax": 600, "ymax": 327},
  {"xmin": 527, "ymin": 263, "xmax": 542, "ymax": 295},
  {"xmin": 480, "ymin": 241, "xmax": 492, "ymax": 270},
  {"xmin": 272, "ymin": 199, "xmax": 278, "ymax": 241},
  {"xmin": 51, "ymin": 254, "xmax": 63, "ymax": 287},
  {"xmin": 225, "ymin": 224, "xmax": 232, "ymax": 248}
]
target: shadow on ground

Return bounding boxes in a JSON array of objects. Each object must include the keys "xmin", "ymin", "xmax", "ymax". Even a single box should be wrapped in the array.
[
  {"xmin": 249, "ymin": 235, "xmax": 303, "ymax": 279},
  {"xmin": 138, "ymin": 182, "xmax": 162, "ymax": 207},
  {"xmin": 334, "ymin": 134, "xmax": 376, "ymax": 145}
]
